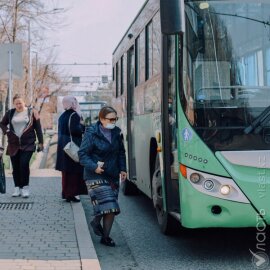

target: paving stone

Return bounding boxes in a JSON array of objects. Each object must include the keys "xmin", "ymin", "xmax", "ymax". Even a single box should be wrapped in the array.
[{"xmin": 0, "ymin": 170, "xmax": 100, "ymax": 270}]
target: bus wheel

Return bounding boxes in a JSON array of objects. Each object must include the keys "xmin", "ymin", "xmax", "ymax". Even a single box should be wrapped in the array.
[
  {"xmin": 152, "ymin": 158, "xmax": 176, "ymax": 235},
  {"xmin": 122, "ymin": 179, "xmax": 138, "ymax": 196}
]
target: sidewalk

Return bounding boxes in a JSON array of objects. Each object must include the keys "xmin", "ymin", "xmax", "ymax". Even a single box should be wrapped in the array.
[{"xmin": 0, "ymin": 169, "xmax": 101, "ymax": 270}]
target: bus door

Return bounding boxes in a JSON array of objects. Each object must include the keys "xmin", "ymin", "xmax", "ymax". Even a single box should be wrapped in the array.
[
  {"xmin": 162, "ymin": 35, "xmax": 180, "ymax": 212},
  {"xmin": 127, "ymin": 46, "xmax": 137, "ymax": 180}
]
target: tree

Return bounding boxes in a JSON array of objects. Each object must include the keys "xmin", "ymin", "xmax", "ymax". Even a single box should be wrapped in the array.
[
  {"xmin": 0, "ymin": 0, "xmax": 67, "ymax": 144},
  {"xmin": 33, "ymin": 63, "xmax": 67, "ymax": 115},
  {"xmin": 0, "ymin": 0, "xmax": 66, "ymax": 109}
]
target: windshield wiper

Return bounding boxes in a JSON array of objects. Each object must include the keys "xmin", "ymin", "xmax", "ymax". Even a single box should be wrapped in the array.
[
  {"xmin": 244, "ymin": 106, "xmax": 270, "ymax": 134},
  {"xmin": 209, "ymin": 11, "xmax": 270, "ymax": 27}
]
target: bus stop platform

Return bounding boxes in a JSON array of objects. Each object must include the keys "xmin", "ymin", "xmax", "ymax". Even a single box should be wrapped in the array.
[{"xmin": 0, "ymin": 169, "xmax": 101, "ymax": 270}]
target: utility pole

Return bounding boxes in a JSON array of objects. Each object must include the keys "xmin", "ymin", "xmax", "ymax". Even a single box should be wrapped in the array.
[
  {"xmin": 8, "ymin": 49, "xmax": 13, "ymax": 111},
  {"xmin": 28, "ymin": 20, "xmax": 32, "ymax": 106}
]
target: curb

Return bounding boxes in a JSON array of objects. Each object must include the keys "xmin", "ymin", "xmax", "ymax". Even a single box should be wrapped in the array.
[{"xmin": 72, "ymin": 201, "xmax": 101, "ymax": 270}]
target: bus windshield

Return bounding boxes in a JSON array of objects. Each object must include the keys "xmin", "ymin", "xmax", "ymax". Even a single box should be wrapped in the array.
[{"xmin": 182, "ymin": 0, "xmax": 270, "ymax": 151}]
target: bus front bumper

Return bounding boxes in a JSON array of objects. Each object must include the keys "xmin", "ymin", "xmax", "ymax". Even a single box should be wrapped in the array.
[{"xmin": 180, "ymin": 180, "xmax": 267, "ymax": 228}]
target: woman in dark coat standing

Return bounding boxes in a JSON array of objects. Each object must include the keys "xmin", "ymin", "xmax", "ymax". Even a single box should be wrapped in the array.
[
  {"xmin": 78, "ymin": 106, "xmax": 127, "ymax": 247},
  {"xmin": 55, "ymin": 96, "xmax": 87, "ymax": 202}
]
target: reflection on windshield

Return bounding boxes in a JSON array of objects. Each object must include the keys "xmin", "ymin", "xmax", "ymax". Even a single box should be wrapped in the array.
[
  {"xmin": 244, "ymin": 105, "xmax": 270, "ymax": 134},
  {"xmin": 182, "ymin": 1, "xmax": 270, "ymax": 151}
]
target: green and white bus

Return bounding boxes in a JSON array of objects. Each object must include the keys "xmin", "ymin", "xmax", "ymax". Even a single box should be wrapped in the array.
[{"xmin": 112, "ymin": 0, "xmax": 270, "ymax": 234}]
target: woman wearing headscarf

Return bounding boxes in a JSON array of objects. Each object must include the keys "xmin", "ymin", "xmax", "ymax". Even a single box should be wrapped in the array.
[{"xmin": 55, "ymin": 96, "xmax": 87, "ymax": 202}]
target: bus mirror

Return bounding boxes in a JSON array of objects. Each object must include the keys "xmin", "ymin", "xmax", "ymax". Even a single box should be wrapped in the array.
[{"xmin": 160, "ymin": 0, "xmax": 185, "ymax": 34}]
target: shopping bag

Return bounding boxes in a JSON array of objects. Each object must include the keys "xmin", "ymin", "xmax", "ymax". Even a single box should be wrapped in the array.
[{"xmin": 0, "ymin": 157, "xmax": 6, "ymax": 194}]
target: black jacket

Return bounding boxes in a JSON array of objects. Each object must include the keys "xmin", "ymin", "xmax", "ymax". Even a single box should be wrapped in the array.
[{"xmin": 55, "ymin": 109, "xmax": 85, "ymax": 173}]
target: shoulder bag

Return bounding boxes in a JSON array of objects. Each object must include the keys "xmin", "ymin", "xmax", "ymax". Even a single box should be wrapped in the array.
[
  {"xmin": 63, "ymin": 112, "xmax": 80, "ymax": 162},
  {"xmin": 0, "ymin": 148, "xmax": 6, "ymax": 194}
]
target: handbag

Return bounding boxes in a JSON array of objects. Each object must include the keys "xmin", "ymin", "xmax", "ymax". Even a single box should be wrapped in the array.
[
  {"xmin": 63, "ymin": 112, "xmax": 80, "ymax": 162},
  {"xmin": 0, "ymin": 155, "xmax": 6, "ymax": 194}
]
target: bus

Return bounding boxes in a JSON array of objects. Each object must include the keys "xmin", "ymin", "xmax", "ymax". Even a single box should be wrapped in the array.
[
  {"xmin": 79, "ymin": 101, "xmax": 107, "ymax": 126},
  {"xmin": 112, "ymin": 0, "xmax": 270, "ymax": 234}
]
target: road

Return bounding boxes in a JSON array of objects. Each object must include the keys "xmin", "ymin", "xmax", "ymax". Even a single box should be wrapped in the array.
[{"xmin": 81, "ymin": 187, "xmax": 269, "ymax": 270}]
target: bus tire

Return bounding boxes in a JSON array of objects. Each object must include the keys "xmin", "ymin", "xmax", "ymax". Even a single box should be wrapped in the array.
[
  {"xmin": 152, "ymin": 157, "xmax": 176, "ymax": 235},
  {"xmin": 122, "ymin": 179, "xmax": 138, "ymax": 196}
]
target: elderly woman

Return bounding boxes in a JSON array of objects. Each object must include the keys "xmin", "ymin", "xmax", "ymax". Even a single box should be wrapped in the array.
[
  {"xmin": 78, "ymin": 106, "xmax": 127, "ymax": 247},
  {"xmin": 0, "ymin": 94, "xmax": 43, "ymax": 198},
  {"xmin": 55, "ymin": 96, "xmax": 87, "ymax": 202}
]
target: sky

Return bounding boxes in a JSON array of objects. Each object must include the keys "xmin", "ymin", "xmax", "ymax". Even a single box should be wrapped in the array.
[{"xmin": 44, "ymin": 0, "xmax": 146, "ymax": 80}]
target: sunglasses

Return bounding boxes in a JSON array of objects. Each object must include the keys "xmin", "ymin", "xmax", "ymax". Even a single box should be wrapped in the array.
[{"xmin": 105, "ymin": 117, "xmax": 118, "ymax": 122}]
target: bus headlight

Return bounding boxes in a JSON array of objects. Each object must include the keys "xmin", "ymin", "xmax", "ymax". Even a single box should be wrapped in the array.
[
  {"xmin": 204, "ymin": 179, "xmax": 215, "ymax": 190},
  {"xmin": 190, "ymin": 173, "xmax": 201, "ymax": 183},
  {"xmin": 220, "ymin": 185, "xmax": 230, "ymax": 195},
  {"xmin": 186, "ymin": 168, "xmax": 249, "ymax": 203}
]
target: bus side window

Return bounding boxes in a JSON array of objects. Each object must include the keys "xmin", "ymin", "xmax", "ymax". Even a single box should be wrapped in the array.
[
  {"xmin": 116, "ymin": 62, "xmax": 119, "ymax": 98},
  {"xmin": 153, "ymin": 12, "xmax": 161, "ymax": 75}
]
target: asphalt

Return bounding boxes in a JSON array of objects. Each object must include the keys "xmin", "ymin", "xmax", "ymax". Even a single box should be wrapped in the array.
[{"xmin": 0, "ymin": 169, "xmax": 101, "ymax": 270}]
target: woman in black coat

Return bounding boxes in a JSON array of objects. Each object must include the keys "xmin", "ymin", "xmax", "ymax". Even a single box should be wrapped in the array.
[
  {"xmin": 55, "ymin": 96, "xmax": 87, "ymax": 202},
  {"xmin": 78, "ymin": 106, "xmax": 127, "ymax": 247}
]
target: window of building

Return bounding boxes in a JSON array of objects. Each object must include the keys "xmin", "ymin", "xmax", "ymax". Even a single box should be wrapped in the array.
[
  {"xmin": 243, "ymin": 53, "xmax": 258, "ymax": 86},
  {"xmin": 266, "ymin": 48, "xmax": 270, "ymax": 85}
]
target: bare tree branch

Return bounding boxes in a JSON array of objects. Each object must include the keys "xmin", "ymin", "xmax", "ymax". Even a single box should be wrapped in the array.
[{"xmin": 0, "ymin": 0, "xmax": 67, "ymax": 115}]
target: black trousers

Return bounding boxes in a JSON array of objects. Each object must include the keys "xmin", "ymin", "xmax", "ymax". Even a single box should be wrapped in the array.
[{"xmin": 10, "ymin": 150, "xmax": 33, "ymax": 188}]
